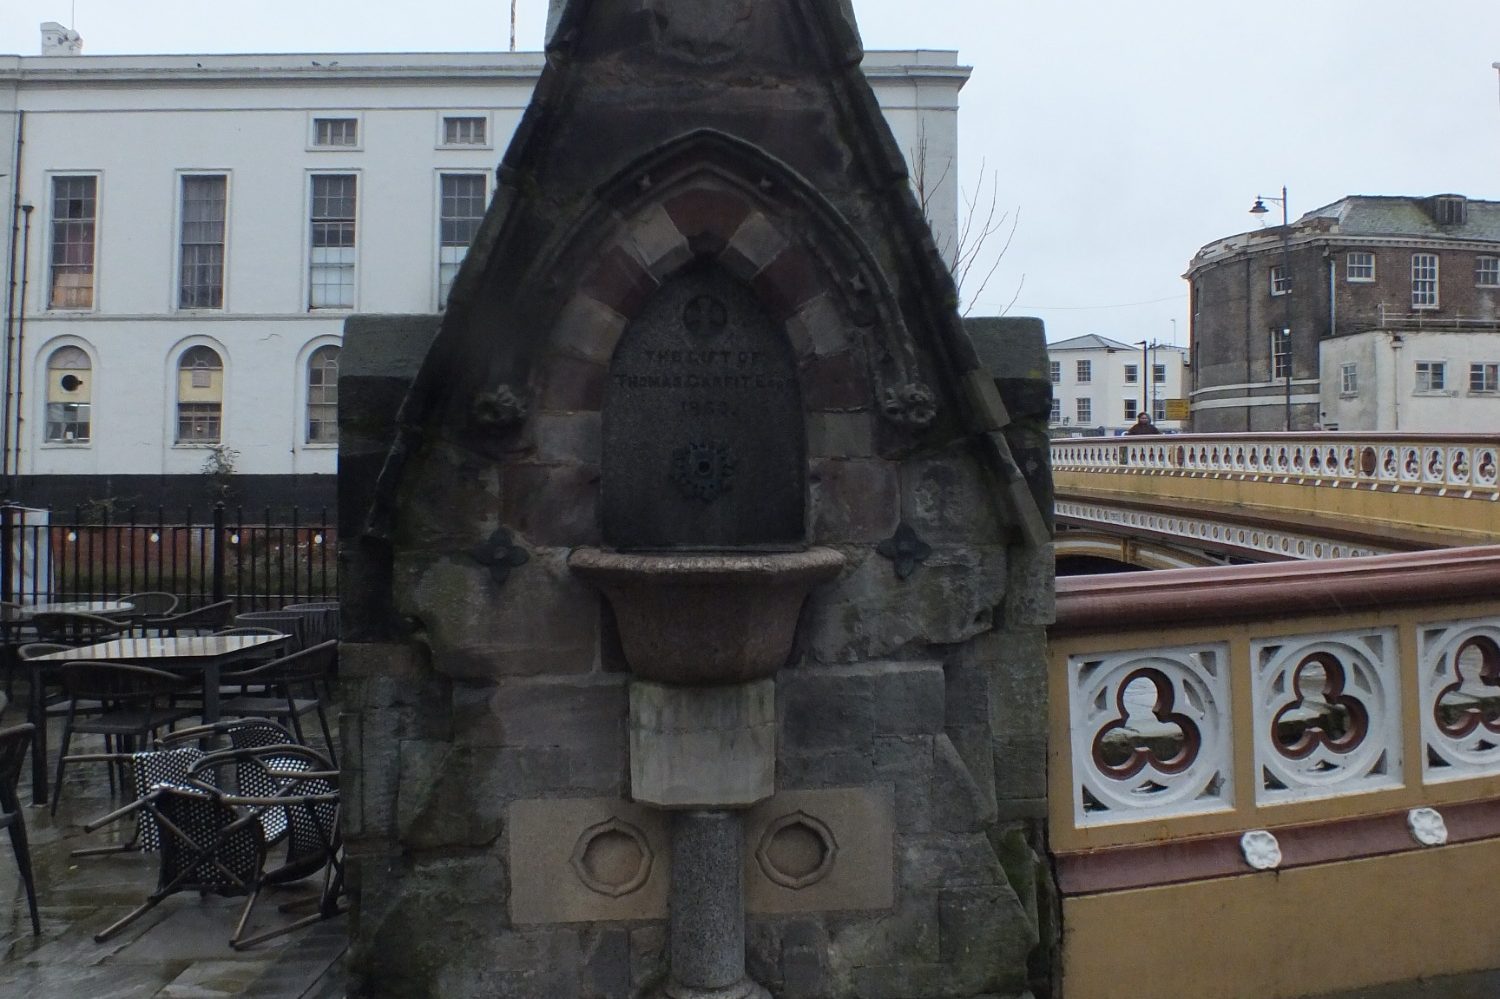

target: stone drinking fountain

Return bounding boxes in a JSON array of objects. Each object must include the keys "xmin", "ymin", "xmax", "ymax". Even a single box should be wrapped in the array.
[
  {"xmin": 336, "ymin": 1, "xmax": 1056, "ymax": 996},
  {"xmin": 569, "ymin": 263, "xmax": 845, "ymax": 998}
]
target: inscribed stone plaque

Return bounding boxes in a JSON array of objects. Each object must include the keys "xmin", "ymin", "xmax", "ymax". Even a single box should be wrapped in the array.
[{"xmin": 603, "ymin": 262, "xmax": 804, "ymax": 548}]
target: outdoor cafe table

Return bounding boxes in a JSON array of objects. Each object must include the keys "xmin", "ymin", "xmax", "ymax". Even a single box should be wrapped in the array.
[
  {"xmin": 27, "ymin": 633, "xmax": 289, "ymax": 804},
  {"xmin": 9, "ymin": 600, "xmax": 136, "ymax": 617}
]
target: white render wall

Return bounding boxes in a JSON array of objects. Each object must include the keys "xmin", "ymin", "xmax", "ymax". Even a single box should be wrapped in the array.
[
  {"xmin": 1319, "ymin": 330, "xmax": 1500, "ymax": 432},
  {"xmin": 1049, "ymin": 342, "xmax": 1191, "ymax": 435},
  {"xmin": 0, "ymin": 49, "xmax": 968, "ymax": 482}
]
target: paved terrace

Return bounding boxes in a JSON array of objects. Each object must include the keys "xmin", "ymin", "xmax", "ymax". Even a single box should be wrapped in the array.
[{"xmin": 0, "ymin": 707, "xmax": 345, "ymax": 998}]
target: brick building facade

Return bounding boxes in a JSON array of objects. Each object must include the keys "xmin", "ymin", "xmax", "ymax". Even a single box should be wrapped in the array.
[{"xmin": 1185, "ymin": 194, "xmax": 1500, "ymax": 432}]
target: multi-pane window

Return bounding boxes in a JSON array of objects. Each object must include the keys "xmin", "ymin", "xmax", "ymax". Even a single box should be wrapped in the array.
[
  {"xmin": 1270, "ymin": 328, "xmax": 1291, "ymax": 380},
  {"xmin": 1153, "ymin": 363, "xmax": 1166, "ymax": 384},
  {"xmin": 1076, "ymin": 397, "xmax": 1092, "ymax": 423},
  {"xmin": 1476, "ymin": 257, "xmax": 1500, "ymax": 287},
  {"xmin": 1415, "ymin": 361, "xmax": 1446, "ymax": 393},
  {"xmin": 1076, "ymin": 360, "xmax": 1092, "ymax": 383},
  {"xmin": 442, "ymin": 115, "xmax": 487, "ymax": 145},
  {"xmin": 48, "ymin": 175, "xmax": 97, "ymax": 309},
  {"xmin": 1049, "ymin": 398, "xmax": 1060, "ymax": 423},
  {"xmin": 1152, "ymin": 397, "xmax": 1166, "ymax": 422},
  {"xmin": 313, "ymin": 117, "xmax": 358, "ymax": 147},
  {"xmin": 438, "ymin": 173, "xmax": 487, "ymax": 306},
  {"xmin": 179, "ymin": 175, "xmax": 226, "ymax": 309},
  {"xmin": 1123, "ymin": 364, "xmax": 1138, "ymax": 384},
  {"xmin": 309, "ymin": 175, "xmax": 356, "ymax": 309},
  {"xmin": 1123, "ymin": 399, "xmax": 1138, "ymax": 421},
  {"xmin": 1048, "ymin": 361, "xmax": 1060, "ymax": 383},
  {"xmin": 1269, "ymin": 264, "xmax": 1290, "ymax": 296},
  {"xmin": 1471, "ymin": 362, "xmax": 1499, "ymax": 394},
  {"xmin": 44, "ymin": 346, "xmax": 90, "ymax": 443},
  {"xmin": 1412, "ymin": 254, "xmax": 1439, "ymax": 309},
  {"xmin": 307, "ymin": 345, "xmax": 340, "ymax": 443},
  {"xmin": 1347, "ymin": 252, "xmax": 1375, "ymax": 282},
  {"xmin": 1340, "ymin": 362, "xmax": 1358, "ymax": 396},
  {"xmin": 176, "ymin": 346, "xmax": 223, "ymax": 443}
]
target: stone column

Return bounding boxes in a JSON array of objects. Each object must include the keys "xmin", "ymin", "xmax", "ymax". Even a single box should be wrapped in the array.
[{"xmin": 665, "ymin": 810, "xmax": 766, "ymax": 999}]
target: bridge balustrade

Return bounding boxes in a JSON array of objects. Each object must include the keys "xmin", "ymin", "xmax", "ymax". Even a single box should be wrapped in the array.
[{"xmin": 1049, "ymin": 546, "xmax": 1500, "ymax": 998}]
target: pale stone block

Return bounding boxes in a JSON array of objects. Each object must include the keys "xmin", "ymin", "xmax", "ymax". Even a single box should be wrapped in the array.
[
  {"xmin": 744, "ymin": 786, "xmax": 894, "ymax": 914},
  {"xmin": 508, "ymin": 797, "xmax": 670, "ymax": 924},
  {"xmin": 630, "ymin": 679, "xmax": 776, "ymax": 808}
]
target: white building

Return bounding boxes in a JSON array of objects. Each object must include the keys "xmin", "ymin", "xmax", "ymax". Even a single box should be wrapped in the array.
[
  {"xmin": 0, "ymin": 26, "xmax": 969, "ymax": 511},
  {"xmin": 1320, "ymin": 328, "xmax": 1500, "ymax": 432},
  {"xmin": 1047, "ymin": 334, "xmax": 1190, "ymax": 435}
]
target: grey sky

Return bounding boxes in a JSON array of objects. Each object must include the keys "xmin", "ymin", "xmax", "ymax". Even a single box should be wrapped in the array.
[{"xmin": 4, "ymin": 0, "xmax": 1499, "ymax": 347}]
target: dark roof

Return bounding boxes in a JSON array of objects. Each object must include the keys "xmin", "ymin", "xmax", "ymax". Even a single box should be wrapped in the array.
[
  {"xmin": 1299, "ymin": 195, "xmax": 1500, "ymax": 242},
  {"xmin": 1047, "ymin": 334, "xmax": 1138, "ymax": 352}
]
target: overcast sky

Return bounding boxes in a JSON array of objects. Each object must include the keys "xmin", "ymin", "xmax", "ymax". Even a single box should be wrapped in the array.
[{"xmin": 4, "ymin": 1, "xmax": 1499, "ymax": 346}]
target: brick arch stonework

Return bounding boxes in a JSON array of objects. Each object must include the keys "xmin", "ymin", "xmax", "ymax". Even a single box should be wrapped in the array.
[{"xmin": 504, "ymin": 174, "xmax": 906, "ymax": 550}]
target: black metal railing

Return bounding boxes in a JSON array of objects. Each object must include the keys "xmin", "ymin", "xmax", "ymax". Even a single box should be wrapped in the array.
[{"xmin": 0, "ymin": 503, "xmax": 336, "ymax": 611}]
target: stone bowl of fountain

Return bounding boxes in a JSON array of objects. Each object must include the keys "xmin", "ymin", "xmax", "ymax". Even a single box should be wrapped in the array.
[{"xmin": 568, "ymin": 547, "xmax": 845, "ymax": 684}]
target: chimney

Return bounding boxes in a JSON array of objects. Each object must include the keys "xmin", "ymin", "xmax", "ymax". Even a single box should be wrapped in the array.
[{"xmin": 40, "ymin": 21, "xmax": 83, "ymax": 56}]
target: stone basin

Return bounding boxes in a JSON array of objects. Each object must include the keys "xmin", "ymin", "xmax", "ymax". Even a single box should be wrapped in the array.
[{"xmin": 568, "ymin": 547, "xmax": 845, "ymax": 685}]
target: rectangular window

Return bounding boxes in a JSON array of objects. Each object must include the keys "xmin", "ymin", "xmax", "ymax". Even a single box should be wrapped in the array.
[
  {"xmin": 438, "ymin": 173, "xmax": 487, "ymax": 306},
  {"xmin": 1340, "ymin": 362, "xmax": 1358, "ymax": 396},
  {"xmin": 178, "ymin": 174, "xmax": 226, "ymax": 309},
  {"xmin": 309, "ymin": 174, "xmax": 356, "ymax": 309},
  {"xmin": 442, "ymin": 115, "xmax": 487, "ymax": 146},
  {"xmin": 1076, "ymin": 360, "xmax": 1092, "ymax": 383},
  {"xmin": 1269, "ymin": 264, "xmax": 1290, "ymax": 296},
  {"xmin": 1152, "ymin": 397, "xmax": 1166, "ymax": 422},
  {"xmin": 313, "ymin": 117, "xmax": 358, "ymax": 147},
  {"xmin": 1471, "ymin": 362, "xmax": 1499, "ymax": 394},
  {"xmin": 1270, "ymin": 328, "xmax": 1291, "ymax": 380},
  {"xmin": 1123, "ymin": 364, "xmax": 1138, "ymax": 384},
  {"xmin": 48, "ymin": 175, "xmax": 97, "ymax": 309},
  {"xmin": 1153, "ymin": 363, "xmax": 1167, "ymax": 384},
  {"xmin": 1123, "ymin": 399, "xmax": 1138, "ymax": 421},
  {"xmin": 1415, "ymin": 361, "xmax": 1446, "ymax": 393},
  {"xmin": 1049, "ymin": 398, "xmax": 1060, "ymax": 423},
  {"xmin": 1347, "ymin": 251, "xmax": 1375, "ymax": 282},
  {"xmin": 46, "ymin": 403, "xmax": 90, "ymax": 443},
  {"xmin": 1048, "ymin": 361, "xmax": 1060, "ymax": 384},
  {"xmin": 1076, "ymin": 397, "xmax": 1092, "ymax": 423},
  {"xmin": 1412, "ymin": 253, "xmax": 1439, "ymax": 309},
  {"xmin": 176, "ymin": 402, "xmax": 221, "ymax": 443},
  {"xmin": 1476, "ymin": 257, "xmax": 1500, "ymax": 287}
]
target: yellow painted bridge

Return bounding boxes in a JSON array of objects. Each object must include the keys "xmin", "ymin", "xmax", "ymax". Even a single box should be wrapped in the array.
[{"xmin": 1051, "ymin": 432, "xmax": 1500, "ymax": 569}]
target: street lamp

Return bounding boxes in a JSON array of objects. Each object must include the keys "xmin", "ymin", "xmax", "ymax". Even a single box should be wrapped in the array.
[{"xmin": 1250, "ymin": 186, "xmax": 1293, "ymax": 431}]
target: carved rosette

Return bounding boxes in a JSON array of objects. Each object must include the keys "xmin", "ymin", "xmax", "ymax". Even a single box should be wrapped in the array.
[
  {"xmin": 1069, "ymin": 644, "xmax": 1233, "ymax": 826},
  {"xmin": 1251, "ymin": 630, "xmax": 1401, "ymax": 804}
]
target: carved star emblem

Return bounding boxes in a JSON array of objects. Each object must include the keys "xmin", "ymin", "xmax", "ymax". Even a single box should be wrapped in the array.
[
  {"xmin": 470, "ymin": 528, "xmax": 530, "ymax": 586},
  {"xmin": 876, "ymin": 522, "xmax": 932, "ymax": 580}
]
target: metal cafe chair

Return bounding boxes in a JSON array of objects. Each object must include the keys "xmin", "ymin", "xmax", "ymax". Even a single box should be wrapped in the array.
[
  {"xmin": 0, "ymin": 723, "xmax": 41, "ymax": 936},
  {"xmin": 218, "ymin": 641, "xmax": 338, "ymax": 764},
  {"xmin": 92, "ymin": 743, "xmax": 342, "ymax": 950},
  {"xmin": 146, "ymin": 599, "xmax": 235, "ymax": 637},
  {"xmin": 233, "ymin": 611, "xmax": 307, "ymax": 651},
  {"xmin": 281, "ymin": 602, "xmax": 339, "ymax": 647},
  {"xmin": 115, "ymin": 592, "xmax": 180, "ymax": 634},
  {"xmin": 50, "ymin": 662, "xmax": 197, "ymax": 816}
]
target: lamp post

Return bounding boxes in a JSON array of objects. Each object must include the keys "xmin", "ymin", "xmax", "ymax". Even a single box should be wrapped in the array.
[
  {"xmin": 1135, "ymin": 339, "xmax": 1151, "ymax": 421},
  {"xmin": 1250, "ymin": 186, "xmax": 1293, "ymax": 431}
]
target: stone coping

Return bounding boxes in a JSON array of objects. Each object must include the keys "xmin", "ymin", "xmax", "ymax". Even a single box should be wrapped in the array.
[{"xmin": 1053, "ymin": 544, "xmax": 1500, "ymax": 632}]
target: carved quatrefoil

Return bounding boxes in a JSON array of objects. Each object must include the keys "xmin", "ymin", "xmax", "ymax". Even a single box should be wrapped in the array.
[
  {"xmin": 1434, "ymin": 636, "xmax": 1500, "ymax": 739},
  {"xmin": 1271, "ymin": 652, "xmax": 1368, "ymax": 759},
  {"xmin": 1091, "ymin": 668, "xmax": 1202, "ymax": 780}
]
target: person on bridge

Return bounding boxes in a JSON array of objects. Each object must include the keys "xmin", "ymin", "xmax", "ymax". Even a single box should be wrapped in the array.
[{"xmin": 1124, "ymin": 412, "xmax": 1163, "ymax": 436}]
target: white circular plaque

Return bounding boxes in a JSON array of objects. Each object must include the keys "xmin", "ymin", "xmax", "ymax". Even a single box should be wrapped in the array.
[
  {"xmin": 1240, "ymin": 829, "xmax": 1282, "ymax": 871},
  {"xmin": 1407, "ymin": 807, "xmax": 1449, "ymax": 847}
]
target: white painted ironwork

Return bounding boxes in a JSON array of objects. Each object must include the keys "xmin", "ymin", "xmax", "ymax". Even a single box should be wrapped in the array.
[
  {"xmin": 1408, "ymin": 807, "xmax": 1449, "ymax": 847},
  {"xmin": 1056, "ymin": 500, "xmax": 1389, "ymax": 561},
  {"xmin": 1068, "ymin": 644, "xmax": 1233, "ymax": 826},
  {"xmin": 1251, "ymin": 629, "xmax": 1402, "ymax": 804},
  {"xmin": 1053, "ymin": 433, "xmax": 1500, "ymax": 499},
  {"xmin": 1418, "ymin": 617, "xmax": 1500, "ymax": 783}
]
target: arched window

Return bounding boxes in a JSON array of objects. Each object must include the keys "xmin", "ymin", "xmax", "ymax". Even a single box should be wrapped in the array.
[
  {"xmin": 306, "ymin": 345, "xmax": 339, "ymax": 444},
  {"xmin": 176, "ymin": 345, "xmax": 223, "ymax": 443},
  {"xmin": 45, "ymin": 346, "xmax": 91, "ymax": 443}
]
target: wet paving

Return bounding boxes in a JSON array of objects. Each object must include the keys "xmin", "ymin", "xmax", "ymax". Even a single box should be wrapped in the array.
[{"xmin": 0, "ymin": 707, "xmax": 346, "ymax": 998}]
